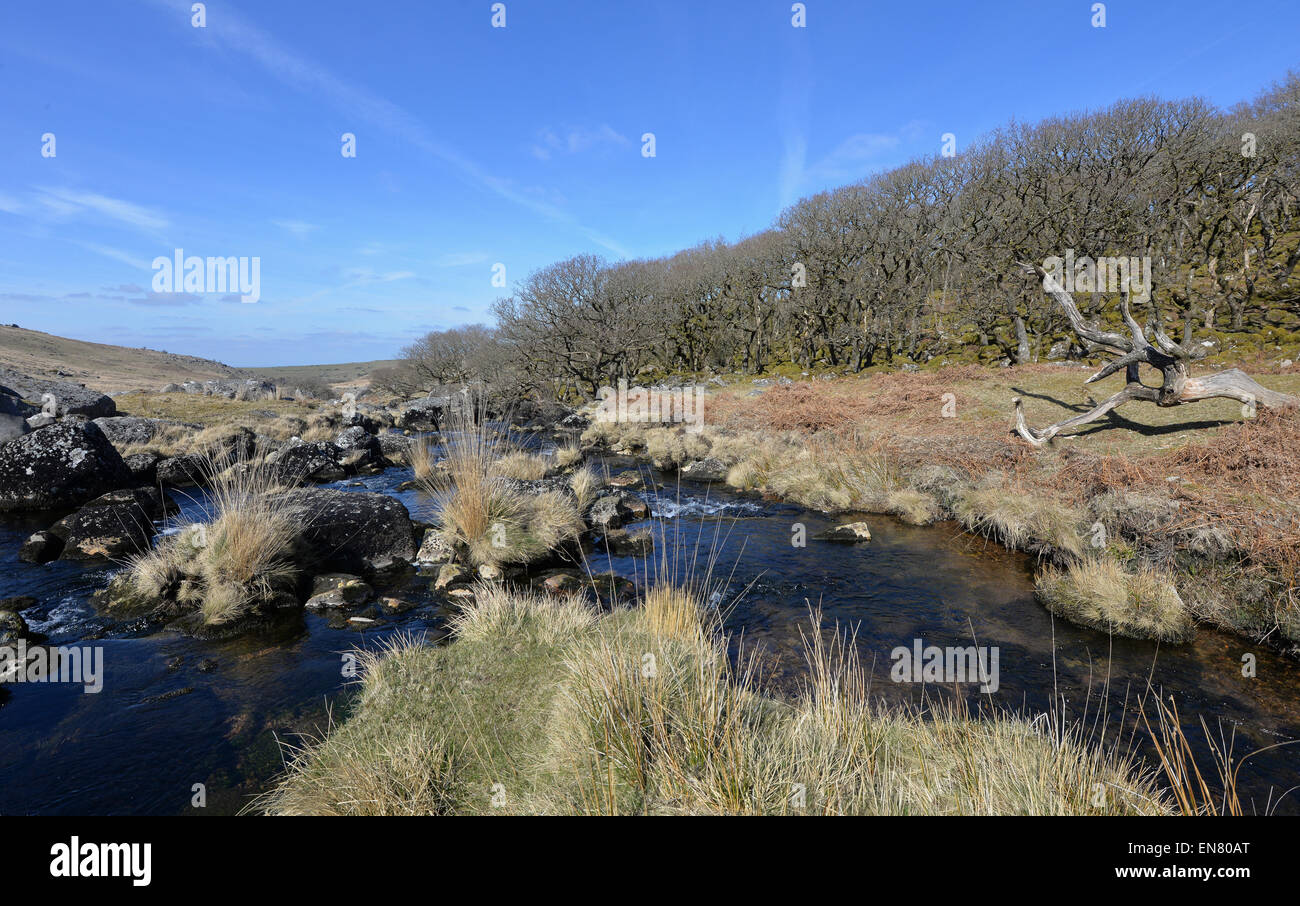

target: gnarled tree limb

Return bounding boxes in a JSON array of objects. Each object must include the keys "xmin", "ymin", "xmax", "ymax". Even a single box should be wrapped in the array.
[{"xmin": 1011, "ymin": 263, "xmax": 1298, "ymax": 447}]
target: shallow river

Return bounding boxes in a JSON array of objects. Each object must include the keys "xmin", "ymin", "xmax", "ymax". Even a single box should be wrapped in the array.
[{"xmin": 1, "ymin": 459, "xmax": 1297, "ymax": 814}]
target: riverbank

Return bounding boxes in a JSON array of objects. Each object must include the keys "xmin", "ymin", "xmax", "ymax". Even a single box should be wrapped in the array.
[
  {"xmin": 580, "ymin": 364, "xmax": 1300, "ymax": 658},
  {"xmin": 259, "ymin": 581, "xmax": 1170, "ymax": 815}
]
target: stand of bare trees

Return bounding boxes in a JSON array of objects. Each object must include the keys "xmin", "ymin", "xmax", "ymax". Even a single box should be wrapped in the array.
[{"xmin": 389, "ymin": 73, "xmax": 1298, "ymax": 406}]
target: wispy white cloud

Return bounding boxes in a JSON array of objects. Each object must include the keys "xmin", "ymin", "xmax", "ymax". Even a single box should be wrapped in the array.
[
  {"xmin": 531, "ymin": 124, "xmax": 630, "ymax": 160},
  {"xmin": 75, "ymin": 241, "xmax": 154, "ymax": 271},
  {"xmin": 37, "ymin": 187, "xmax": 169, "ymax": 231},
  {"xmin": 780, "ymin": 121, "xmax": 928, "ymax": 208},
  {"xmin": 340, "ymin": 267, "xmax": 416, "ymax": 285},
  {"xmin": 272, "ymin": 218, "xmax": 318, "ymax": 237}
]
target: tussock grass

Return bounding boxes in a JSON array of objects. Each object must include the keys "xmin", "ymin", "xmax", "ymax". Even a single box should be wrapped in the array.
[
  {"xmin": 419, "ymin": 408, "xmax": 584, "ymax": 567},
  {"xmin": 642, "ymin": 427, "xmax": 712, "ymax": 469},
  {"xmin": 449, "ymin": 582, "xmax": 599, "ymax": 646},
  {"xmin": 261, "ymin": 582, "xmax": 1168, "ymax": 816},
  {"xmin": 405, "ymin": 436, "xmax": 439, "ymax": 483},
  {"xmin": 952, "ymin": 482, "xmax": 1085, "ymax": 562},
  {"xmin": 568, "ymin": 463, "xmax": 605, "ymax": 511},
  {"xmin": 553, "ymin": 441, "xmax": 584, "ymax": 470},
  {"xmin": 491, "ymin": 450, "xmax": 550, "ymax": 480},
  {"xmin": 120, "ymin": 446, "xmax": 301, "ymax": 626},
  {"xmin": 1036, "ymin": 558, "xmax": 1193, "ymax": 642}
]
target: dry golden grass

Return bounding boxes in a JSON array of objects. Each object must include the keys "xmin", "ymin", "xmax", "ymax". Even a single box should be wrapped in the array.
[
  {"xmin": 491, "ymin": 450, "xmax": 550, "ymax": 480},
  {"xmin": 405, "ymin": 436, "xmax": 439, "ymax": 483},
  {"xmin": 122, "ymin": 446, "xmax": 301, "ymax": 626},
  {"xmin": 553, "ymin": 441, "xmax": 584, "ymax": 469},
  {"xmin": 1036, "ymin": 558, "xmax": 1192, "ymax": 642},
  {"xmin": 420, "ymin": 410, "xmax": 584, "ymax": 567},
  {"xmin": 647, "ymin": 366, "xmax": 1300, "ymax": 649},
  {"xmin": 568, "ymin": 463, "xmax": 605, "ymax": 510},
  {"xmin": 261, "ymin": 582, "xmax": 1168, "ymax": 816}
]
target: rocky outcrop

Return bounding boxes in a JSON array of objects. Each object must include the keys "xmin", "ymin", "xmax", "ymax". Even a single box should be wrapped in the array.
[
  {"xmin": 272, "ymin": 442, "xmax": 346, "ymax": 485},
  {"xmin": 0, "ymin": 367, "xmax": 116, "ymax": 419},
  {"xmin": 92, "ymin": 416, "xmax": 189, "ymax": 449},
  {"xmin": 156, "ymin": 453, "xmax": 208, "ymax": 488},
  {"xmin": 397, "ymin": 397, "xmax": 450, "ymax": 431},
  {"xmin": 0, "ymin": 420, "xmax": 131, "ymax": 512},
  {"xmin": 680, "ymin": 457, "xmax": 729, "ymax": 482},
  {"xmin": 52, "ymin": 487, "xmax": 175, "ymax": 560},
  {"xmin": 177, "ymin": 378, "xmax": 276, "ymax": 400},
  {"xmin": 279, "ymin": 488, "xmax": 417, "ymax": 576}
]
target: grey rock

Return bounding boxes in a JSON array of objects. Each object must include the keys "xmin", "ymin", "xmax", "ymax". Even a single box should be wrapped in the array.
[
  {"xmin": 306, "ymin": 574, "xmax": 374, "ymax": 609},
  {"xmin": 816, "ymin": 521, "xmax": 872, "ymax": 542},
  {"xmin": 603, "ymin": 528, "xmax": 654, "ymax": 556},
  {"xmin": 434, "ymin": 562, "xmax": 468, "ymax": 590},
  {"xmin": 125, "ymin": 452, "xmax": 160, "ymax": 484},
  {"xmin": 0, "ymin": 420, "xmax": 131, "ymax": 512},
  {"xmin": 53, "ymin": 488, "xmax": 163, "ymax": 561},
  {"xmin": 92, "ymin": 416, "xmax": 189, "ymax": 449},
  {"xmin": 273, "ymin": 442, "xmax": 345, "ymax": 485},
  {"xmin": 156, "ymin": 453, "xmax": 207, "ymax": 488},
  {"xmin": 0, "ymin": 609, "xmax": 28, "ymax": 644},
  {"xmin": 588, "ymin": 494, "xmax": 632, "ymax": 530},
  {"xmin": 0, "ymin": 384, "xmax": 36, "ymax": 443},
  {"xmin": 679, "ymin": 457, "xmax": 729, "ymax": 482},
  {"xmin": 19, "ymin": 530, "xmax": 63, "ymax": 563},
  {"xmin": 0, "ymin": 366, "xmax": 116, "ymax": 419},
  {"xmin": 416, "ymin": 530, "xmax": 457, "ymax": 564},
  {"xmin": 398, "ymin": 398, "xmax": 449, "ymax": 431},
  {"xmin": 278, "ymin": 488, "xmax": 417, "ymax": 576}
]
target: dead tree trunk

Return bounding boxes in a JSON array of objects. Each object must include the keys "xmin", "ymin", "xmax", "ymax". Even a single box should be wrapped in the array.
[{"xmin": 1011, "ymin": 264, "xmax": 1298, "ymax": 446}]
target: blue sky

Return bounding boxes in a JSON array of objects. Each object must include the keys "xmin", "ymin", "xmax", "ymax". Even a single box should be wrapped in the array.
[{"xmin": 0, "ymin": 0, "xmax": 1296, "ymax": 367}]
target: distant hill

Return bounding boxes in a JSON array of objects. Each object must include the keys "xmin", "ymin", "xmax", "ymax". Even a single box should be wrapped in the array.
[{"xmin": 0, "ymin": 325, "xmax": 397, "ymax": 394}]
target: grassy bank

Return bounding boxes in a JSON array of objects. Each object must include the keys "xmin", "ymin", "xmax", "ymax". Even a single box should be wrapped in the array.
[
  {"xmin": 581, "ymin": 365, "xmax": 1300, "ymax": 653},
  {"xmin": 257, "ymin": 581, "xmax": 1168, "ymax": 815}
]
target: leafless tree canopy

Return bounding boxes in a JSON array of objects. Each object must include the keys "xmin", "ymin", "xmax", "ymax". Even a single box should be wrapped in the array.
[{"xmin": 396, "ymin": 73, "xmax": 1299, "ymax": 406}]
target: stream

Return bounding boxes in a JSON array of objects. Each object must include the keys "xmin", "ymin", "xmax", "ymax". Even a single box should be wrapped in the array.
[{"xmin": 2, "ymin": 456, "xmax": 1297, "ymax": 815}]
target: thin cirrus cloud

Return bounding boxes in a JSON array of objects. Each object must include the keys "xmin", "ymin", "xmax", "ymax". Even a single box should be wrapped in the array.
[
  {"xmin": 35, "ymin": 187, "xmax": 169, "ymax": 232},
  {"xmin": 780, "ymin": 121, "xmax": 928, "ymax": 207},
  {"xmin": 272, "ymin": 218, "xmax": 319, "ymax": 237},
  {"xmin": 530, "ymin": 124, "xmax": 630, "ymax": 161},
  {"xmin": 74, "ymin": 241, "xmax": 155, "ymax": 271},
  {"xmin": 145, "ymin": 0, "xmax": 631, "ymax": 258}
]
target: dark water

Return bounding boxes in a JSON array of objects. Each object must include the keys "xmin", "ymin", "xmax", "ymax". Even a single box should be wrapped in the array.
[{"xmin": 2, "ymin": 459, "xmax": 1297, "ymax": 814}]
